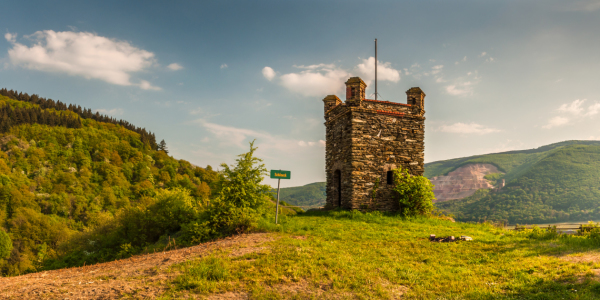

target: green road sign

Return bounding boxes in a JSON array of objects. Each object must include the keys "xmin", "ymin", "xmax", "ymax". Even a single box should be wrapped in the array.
[{"xmin": 270, "ymin": 170, "xmax": 291, "ymax": 179}]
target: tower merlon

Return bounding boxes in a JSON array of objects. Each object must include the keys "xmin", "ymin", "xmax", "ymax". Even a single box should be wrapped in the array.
[
  {"xmin": 323, "ymin": 95, "xmax": 342, "ymax": 114},
  {"xmin": 406, "ymin": 87, "xmax": 425, "ymax": 108},
  {"xmin": 345, "ymin": 77, "xmax": 367, "ymax": 106}
]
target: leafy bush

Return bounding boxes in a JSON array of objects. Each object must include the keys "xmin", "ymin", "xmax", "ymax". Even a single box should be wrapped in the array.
[
  {"xmin": 204, "ymin": 141, "xmax": 270, "ymax": 237},
  {"xmin": 527, "ymin": 225, "xmax": 559, "ymax": 240},
  {"xmin": 393, "ymin": 167, "xmax": 435, "ymax": 217}
]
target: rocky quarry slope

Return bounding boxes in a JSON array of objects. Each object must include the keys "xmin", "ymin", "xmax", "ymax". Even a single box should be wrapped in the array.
[{"xmin": 429, "ymin": 164, "xmax": 500, "ymax": 202}]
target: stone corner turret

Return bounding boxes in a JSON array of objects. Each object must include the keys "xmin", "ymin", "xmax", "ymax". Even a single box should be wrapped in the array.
[
  {"xmin": 322, "ymin": 95, "xmax": 342, "ymax": 114},
  {"xmin": 345, "ymin": 77, "xmax": 366, "ymax": 106}
]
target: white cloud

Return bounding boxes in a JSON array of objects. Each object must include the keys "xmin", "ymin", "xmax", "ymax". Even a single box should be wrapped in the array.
[
  {"xmin": 355, "ymin": 57, "xmax": 401, "ymax": 85},
  {"xmin": 438, "ymin": 122, "xmax": 500, "ymax": 134},
  {"xmin": 194, "ymin": 119, "xmax": 322, "ymax": 154},
  {"xmin": 95, "ymin": 108, "xmax": 124, "ymax": 116},
  {"xmin": 262, "ymin": 66, "xmax": 276, "ymax": 81},
  {"xmin": 543, "ymin": 99, "xmax": 600, "ymax": 129},
  {"xmin": 431, "ymin": 65, "xmax": 444, "ymax": 75},
  {"xmin": 446, "ymin": 82, "xmax": 473, "ymax": 96},
  {"xmin": 463, "ymin": 56, "xmax": 467, "ymax": 62},
  {"xmin": 558, "ymin": 99, "xmax": 586, "ymax": 115},
  {"xmin": 6, "ymin": 30, "xmax": 159, "ymax": 90},
  {"xmin": 319, "ymin": 140, "xmax": 326, "ymax": 146},
  {"xmin": 479, "ymin": 52, "xmax": 487, "ymax": 57},
  {"xmin": 445, "ymin": 71, "xmax": 480, "ymax": 96},
  {"xmin": 586, "ymin": 103, "xmax": 600, "ymax": 116},
  {"xmin": 279, "ymin": 65, "xmax": 349, "ymax": 97},
  {"xmin": 293, "ymin": 63, "xmax": 336, "ymax": 70},
  {"xmin": 556, "ymin": 99, "xmax": 600, "ymax": 117},
  {"xmin": 220, "ymin": 63, "xmax": 228, "ymax": 69},
  {"xmin": 167, "ymin": 63, "xmax": 183, "ymax": 70},
  {"xmin": 542, "ymin": 116, "xmax": 569, "ymax": 129},
  {"xmin": 4, "ymin": 32, "xmax": 16, "ymax": 43},
  {"xmin": 140, "ymin": 80, "xmax": 161, "ymax": 91}
]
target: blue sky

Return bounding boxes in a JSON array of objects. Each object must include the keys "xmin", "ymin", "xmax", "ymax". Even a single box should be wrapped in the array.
[{"xmin": 1, "ymin": 1, "xmax": 600, "ymax": 187}]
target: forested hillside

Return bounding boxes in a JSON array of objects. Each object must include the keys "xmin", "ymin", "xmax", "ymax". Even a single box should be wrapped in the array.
[
  {"xmin": 0, "ymin": 89, "xmax": 158, "ymax": 149},
  {"xmin": 271, "ymin": 182, "xmax": 326, "ymax": 208},
  {"xmin": 434, "ymin": 142, "xmax": 600, "ymax": 224},
  {"xmin": 0, "ymin": 92, "xmax": 226, "ymax": 276}
]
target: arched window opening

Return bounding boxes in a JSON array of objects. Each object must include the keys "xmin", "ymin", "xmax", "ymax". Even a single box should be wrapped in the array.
[
  {"xmin": 387, "ymin": 170, "xmax": 394, "ymax": 185},
  {"xmin": 334, "ymin": 170, "xmax": 342, "ymax": 207}
]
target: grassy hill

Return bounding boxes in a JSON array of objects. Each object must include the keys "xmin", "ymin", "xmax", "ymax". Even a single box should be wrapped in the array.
[
  {"xmin": 5, "ymin": 211, "xmax": 600, "ymax": 299},
  {"xmin": 433, "ymin": 141, "xmax": 600, "ymax": 224}
]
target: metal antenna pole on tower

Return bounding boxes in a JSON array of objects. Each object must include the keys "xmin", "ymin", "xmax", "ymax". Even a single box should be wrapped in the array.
[{"xmin": 375, "ymin": 38, "xmax": 378, "ymax": 100}]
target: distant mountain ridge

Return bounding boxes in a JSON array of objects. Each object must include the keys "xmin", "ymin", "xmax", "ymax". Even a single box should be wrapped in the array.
[
  {"xmin": 432, "ymin": 141, "xmax": 600, "ymax": 224},
  {"xmin": 272, "ymin": 182, "xmax": 326, "ymax": 208},
  {"xmin": 281, "ymin": 140, "xmax": 600, "ymax": 223}
]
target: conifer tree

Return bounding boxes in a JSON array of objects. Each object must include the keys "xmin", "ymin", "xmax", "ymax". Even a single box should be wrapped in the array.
[{"xmin": 158, "ymin": 139, "xmax": 168, "ymax": 154}]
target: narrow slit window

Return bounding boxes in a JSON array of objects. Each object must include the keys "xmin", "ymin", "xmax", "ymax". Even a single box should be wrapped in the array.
[{"xmin": 387, "ymin": 171, "xmax": 393, "ymax": 185}]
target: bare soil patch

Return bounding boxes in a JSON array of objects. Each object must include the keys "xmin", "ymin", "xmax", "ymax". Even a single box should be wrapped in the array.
[
  {"xmin": 559, "ymin": 251, "xmax": 600, "ymax": 264},
  {"xmin": 0, "ymin": 233, "xmax": 274, "ymax": 299}
]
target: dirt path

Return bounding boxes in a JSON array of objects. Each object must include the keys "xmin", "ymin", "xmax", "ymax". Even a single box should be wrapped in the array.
[{"xmin": 0, "ymin": 233, "xmax": 274, "ymax": 299}]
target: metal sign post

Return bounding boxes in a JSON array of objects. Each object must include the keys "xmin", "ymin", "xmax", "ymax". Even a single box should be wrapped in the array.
[{"xmin": 270, "ymin": 170, "xmax": 291, "ymax": 224}]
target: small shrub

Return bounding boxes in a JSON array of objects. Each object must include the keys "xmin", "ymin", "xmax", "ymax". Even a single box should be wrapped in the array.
[
  {"xmin": 527, "ymin": 225, "xmax": 559, "ymax": 240},
  {"xmin": 392, "ymin": 167, "xmax": 435, "ymax": 217}
]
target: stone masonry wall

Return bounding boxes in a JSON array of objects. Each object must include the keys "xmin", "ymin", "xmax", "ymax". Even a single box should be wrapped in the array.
[
  {"xmin": 324, "ymin": 106, "xmax": 353, "ymax": 209},
  {"xmin": 323, "ymin": 77, "xmax": 425, "ymax": 211},
  {"xmin": 348, "ymin": 109, "xmax": 424, "ymax": 210}
]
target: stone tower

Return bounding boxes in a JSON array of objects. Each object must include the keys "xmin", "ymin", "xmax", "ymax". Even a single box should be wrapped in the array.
[{"xmin": 323, "ymin": 77, "xmax": 425, "ymax": 211}]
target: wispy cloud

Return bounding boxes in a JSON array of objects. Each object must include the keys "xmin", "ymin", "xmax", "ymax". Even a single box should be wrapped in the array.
[
  {"xmin": 542, "ymin": 116, "xmax": 569, "ymax": 129},
  {"xmin": 431, "ymin": 65, "xmax": 444, "ymax": 75},
  {"xmin": 445, "ymin": 71, "xmax": 480, "ymax": 96},
  {"xmin": 193, "ymin": 119, "xmax": 324, "ymax": 153},
  {"xmin": 558, "ymin": 99, "xmax": 586, "ymax": 115},
  {"xmin": 220, "ymin": 63, "xmax": 228, "ymax": 69},
  {"xmin": 544, "ymin": 99, "xmax": 600, "ymax": 128},
  {"xmin": 6, "ymin": 30, "xmax": 160, "ymax": 90},
  {"xmin": 167, "ymin": 63, "xmax": 183, "ymax": 71},
  {"xmin": 438, "ymin": 122, "xmax": 500, "ymax": 134}
]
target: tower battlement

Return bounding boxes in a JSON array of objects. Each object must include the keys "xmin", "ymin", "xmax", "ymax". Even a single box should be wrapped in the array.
[{"xmin": 322, "ymin": 76, "xmax": 425, "ymax": 211}]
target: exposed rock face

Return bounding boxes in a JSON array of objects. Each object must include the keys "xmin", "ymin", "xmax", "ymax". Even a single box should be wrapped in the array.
[
  {"xmin": 323, "ymin": 77, "xmax": 426, "ymax": 211},
  {"xmin": 430, "ymin": 164, "xmax": 500, "ymax": 202}
]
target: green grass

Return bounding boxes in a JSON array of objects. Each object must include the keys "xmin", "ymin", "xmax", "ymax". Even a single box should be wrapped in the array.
[{"xmin": 162, "ymin": 211, "xmax": 600, "ymax": 299}]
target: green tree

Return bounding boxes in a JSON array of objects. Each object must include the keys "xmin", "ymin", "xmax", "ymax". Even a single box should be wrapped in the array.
[
  {"xmin": 393, "ymin": 167, "xmax": 436, "ymax": 217},
  {"xmin": 158, "ymin": 139, "xmax": 168, "ymax": 154},
  {"xmin": 0, "ymin": 229, "xmax": 12, "ymax": 259},
  {"xmin": 207, "ymin": 141, "xmax": 270, "ymax": 236}
]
